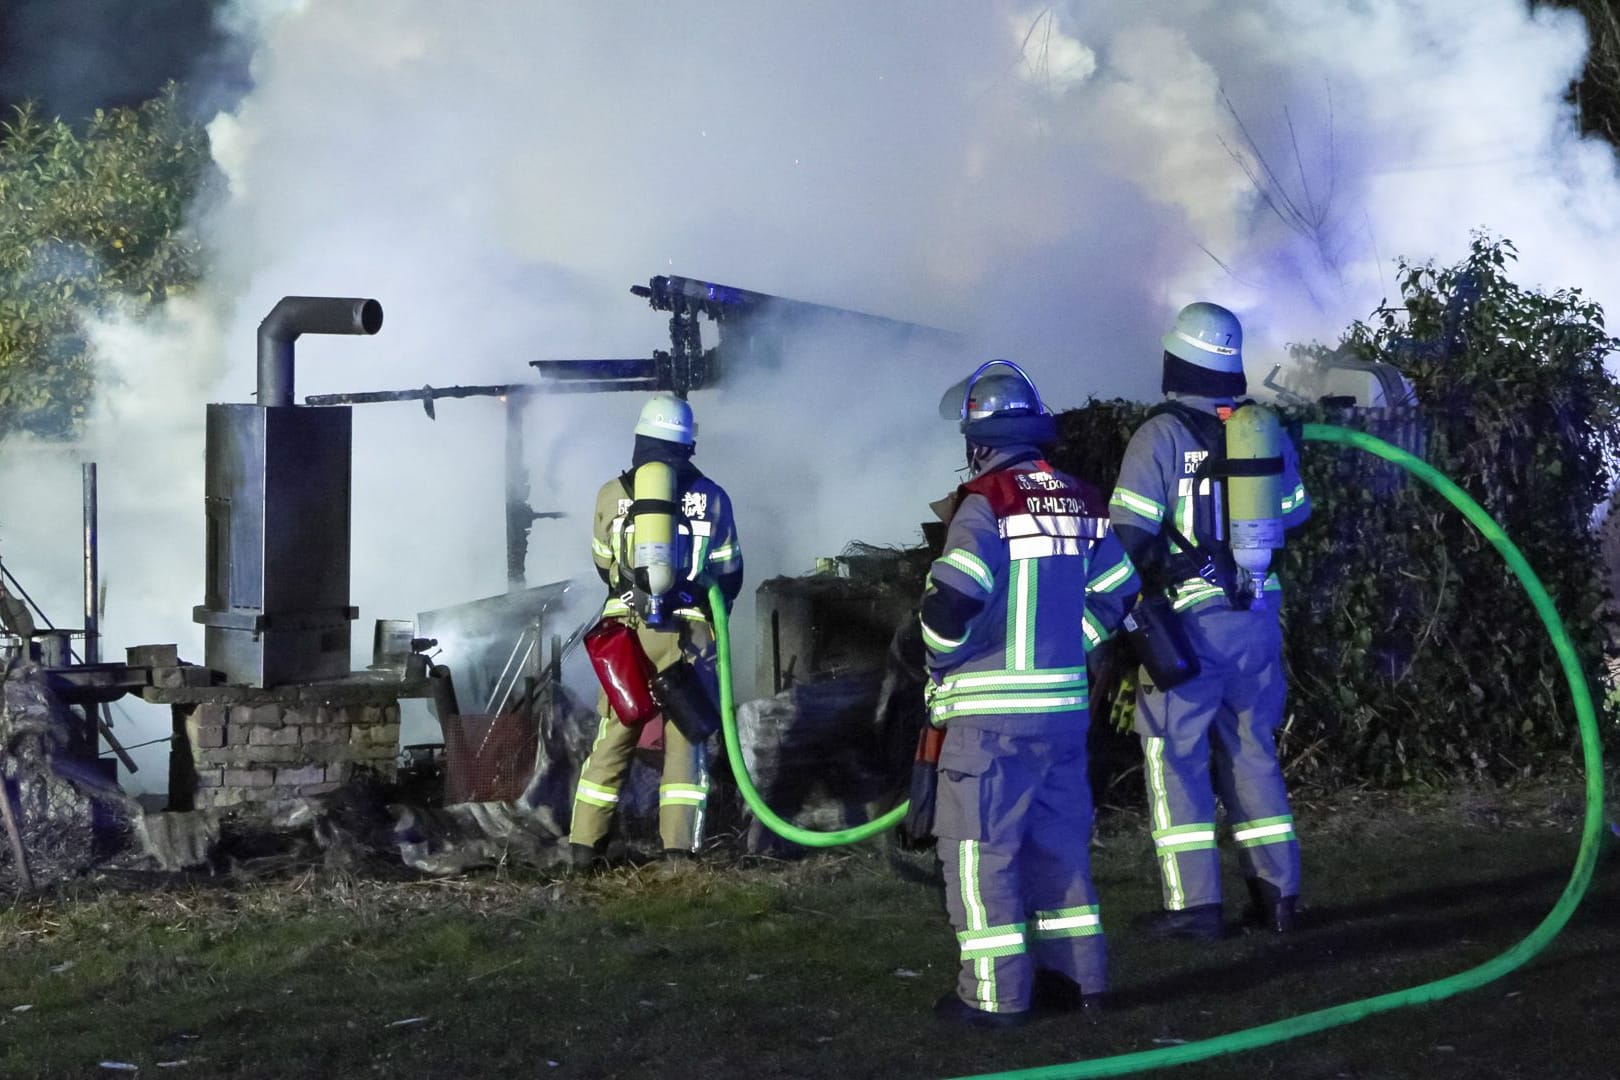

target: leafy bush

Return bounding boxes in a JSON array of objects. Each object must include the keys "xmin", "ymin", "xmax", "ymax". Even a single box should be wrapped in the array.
[
  {"xmin": 0, "ymin": 84, "xmax": 211, "ymax": 439},
  {"xmin": 1054, "ymin": 237, "xmax": 1619, "ymax": 789}
]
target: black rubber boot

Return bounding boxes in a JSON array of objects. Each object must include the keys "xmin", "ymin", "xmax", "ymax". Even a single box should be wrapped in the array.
[
  {"xmin": 1244, "ymin": 878, "xmax": 1298, "ymax": 934},
  {"xmin": 1031, "ymin": 969, "xmax": 1105, "ymax": 1022},
  {"xmin": 1134, "ymin": 903, "xmax": 1226, "ymax": 940},
  {"xmin": 933, "ymin": 991, "xmax": 1030, "ymax": 1030},
  {"xmin": 568, "ymin": 842, "xmax": 606, "ymax": 874}
]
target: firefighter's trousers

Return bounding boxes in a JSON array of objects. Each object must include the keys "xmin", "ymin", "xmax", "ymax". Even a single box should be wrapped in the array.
[
  {"xmin": 935, "ymin": 725, "xmax": 1105, "ymax": 1015},
  {"xmin": 1135, "ymin": 602, "xmax": 1300, "ymax": 911},
  {"xmin": 570, "ymin": 620, "xmax": 714, "ymax": 853}
]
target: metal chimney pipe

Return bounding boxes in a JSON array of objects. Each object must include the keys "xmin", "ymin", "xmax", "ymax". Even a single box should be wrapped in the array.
[
  {"xmin": 82, "ymin": 462, "xmax": 98, "ymax": 665},
  {"xmin": 256, "ymin": 296, "xmax": 384, "ymax": 407}
]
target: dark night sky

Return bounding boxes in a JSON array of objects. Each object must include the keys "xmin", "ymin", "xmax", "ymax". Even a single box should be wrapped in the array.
[{"xmin": 0, "ymin": 0, "xmax": 247, "ymax": 124}]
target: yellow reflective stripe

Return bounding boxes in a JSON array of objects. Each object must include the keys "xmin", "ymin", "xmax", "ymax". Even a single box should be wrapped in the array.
[
  {"xmin": 659, "ymin": 783, "xmax": 709, "ymax": 805},
  {"xmin": 1090, "ymin": 557, "xmax": 1133, "ymax": 592},
  {"xmin": 957, "ymin": 923, "xmax": 1028, "ymax": 959},
  {"xmin": 1171, "ymin": 582, "xmax": 1225, "ymax": 611},
  {"xmin": 689, "ymin": 535, "xmax": 711, "ymax": 577},
  {"xmin": 1145, "ymin": 737, "xmax": 1185, "ymax": 909},
  {"xmin": 1007, "ymin": 558, "xmax": 1037, "ymax": 670},
  {"xmin": 922, "ymin": 621, "xmax": 968, "ymax": 653},
  {"xmin": 937, "ymin": 550, "xmax": 994, "ymax": 592},
  {"xmin": 1082, "ymin": 610, "xmax": 1104, "ymax": 646},
  {"xmin": 1110, "ymin": 487, "xmax": 1164, "ymax": 522},
  {"xmin": 930, "ymin": 695, "xmax": 1088, "ymax": 717},
  {"xmin": 575, "ymin": 779, "xmax": 620, "ymax": 808},
  {"xmin": 937, "ymin": 668, "xmax": 1086, "ymax": 695}
]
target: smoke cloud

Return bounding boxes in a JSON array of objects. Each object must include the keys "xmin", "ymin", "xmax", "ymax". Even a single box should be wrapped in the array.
[{"xmin": 3, "ymin": 0, "xmax": 1617, "ymax": 788}]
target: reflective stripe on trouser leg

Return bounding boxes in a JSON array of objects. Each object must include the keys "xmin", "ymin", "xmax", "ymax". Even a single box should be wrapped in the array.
[
  {"xmin": 1134, "ymin": 693, "xmax": 1218, "ymax": 906},
  {"xmin": 1142, "ymin": 736, "xmax": 1220, "ymax": 909},
  {"xmin": 658, "ymin": 716, "xmax": 708, "ymax": 852},
  {"xmin": 570, "ymin": 698, "xmax": 639, "ymax": 848},
  {"xmin": 940, "ymin": 839, "xmax": 1029, "ymax": 1013},
  {"xmin": 1209, "ymin": 625, "xmax": 1300, "ymax": 896},
  {"xmin": 1023, "ymin": 733, "xmax": 1107, "ymax": 992}
]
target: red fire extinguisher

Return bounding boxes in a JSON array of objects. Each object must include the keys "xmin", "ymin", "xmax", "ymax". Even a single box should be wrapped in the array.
[{"xmin": 583, "ymin": 619, "xmax": 659, "ymax": 726}]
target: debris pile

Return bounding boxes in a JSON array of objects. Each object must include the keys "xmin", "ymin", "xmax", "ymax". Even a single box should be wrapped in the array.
[{"xmin": 0, "ymin": 659, "xmax": 142, "ymax": 888}]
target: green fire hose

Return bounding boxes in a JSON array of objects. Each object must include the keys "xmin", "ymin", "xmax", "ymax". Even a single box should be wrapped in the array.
[
  {"xmin": 707, "ymin": 588, "xmax": 910, "ymax": 847},
  {"xmin": 707, "ymin": 423, "xmax": 1607, "ymax": 1078}
]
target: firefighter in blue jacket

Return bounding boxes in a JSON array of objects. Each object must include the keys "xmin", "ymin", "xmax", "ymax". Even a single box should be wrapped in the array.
[
  {"xmin": 923, "ymin": 361, "xmax": 1139, "ymax": 1028},
  {"xmin": 1109, "ymin": 302, "xmax": 1311, "ymax": 938}
]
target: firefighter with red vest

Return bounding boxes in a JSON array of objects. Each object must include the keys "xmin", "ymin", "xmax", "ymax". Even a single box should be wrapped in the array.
[
  {"xmin": 569, "ymin": 394, "xmax": 743, "ymax": 866},
  {"xmin": 923, "ymin": 360, "xmax": 1140, "ymax": 1028},
  {"xmin": 1109, "ymin": 302, "xmax": 1311, "ymax": 938}
]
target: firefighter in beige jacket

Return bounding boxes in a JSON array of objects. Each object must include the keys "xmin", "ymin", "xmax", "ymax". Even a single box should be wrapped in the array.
[{"xmin": 569, "ymin": 395, "xmax": 743, "ymax": 863}]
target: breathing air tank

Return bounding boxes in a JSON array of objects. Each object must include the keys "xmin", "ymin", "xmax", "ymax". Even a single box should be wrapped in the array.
[
  {"xmin": 631, "ymin": 460, "xmax": 678, "ymax": 627},
  {"xmin": 1224, "ymin": 403, "xmax": 1285, "ymax": 579}
]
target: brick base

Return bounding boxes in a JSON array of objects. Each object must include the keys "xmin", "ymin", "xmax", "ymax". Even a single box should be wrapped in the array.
[{"xmin": 169, "ymin": 690, "xmax": 402, "ymax": 812}]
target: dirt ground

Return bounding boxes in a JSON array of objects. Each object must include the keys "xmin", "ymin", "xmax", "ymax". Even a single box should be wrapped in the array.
[{"xmin": 0, "ymin": 781, "xmax": 1614, "ymax": 1079}]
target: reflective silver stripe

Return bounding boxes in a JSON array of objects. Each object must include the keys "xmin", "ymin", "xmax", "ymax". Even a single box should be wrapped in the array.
[
  {"xmin": 1034, "ymin": 913, "xmax": 1100, "ymax": 932},
  {"xmin": 1001, "ymin": 513, "xmax": 1109, "ymax": 539},
  {"xmin": 1171, "ymin": 327, "xmax": 1239, "ymax": 356},
  {"xmin": 1008, "ymin": 536, "xmax": 1084, "ymax": 559},
  {"xmin": 1003, "ymin": 512, "xmax": 1081, "ymax": 537},
  {"xmin": 1154, "ymin": 829, "xmax": 1216, "ymax": 848},
  {"xmin": 940, "ymin": 670, "xmax": 1085, "ymax": 692},
  {"xmin": 932, "ymin": 695, "xmax": 1087, "ymax": 715},
  {"xmin": 1232, "ymin": 822, "xmax": 1294, "ymax": 843}
]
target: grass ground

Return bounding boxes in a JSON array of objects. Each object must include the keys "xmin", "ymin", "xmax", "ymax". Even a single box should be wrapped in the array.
[{"xmin": 0, "ymin": 782, "xmax": 1614, "ymax": 1079}]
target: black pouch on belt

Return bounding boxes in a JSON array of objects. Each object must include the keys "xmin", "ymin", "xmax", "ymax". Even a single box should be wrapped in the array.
[
  {"xmin": 1123, "ymin": 594, "xmax": 1201, "ymax": 690},
  {"xmin": 650, "ymin": 661, "xmax": 722, "ymax": 744}
]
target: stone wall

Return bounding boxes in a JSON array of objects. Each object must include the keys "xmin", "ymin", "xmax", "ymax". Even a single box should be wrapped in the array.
[{"xmin": 156, "ymin": 678, "xmax": 413, "ymax": 813}]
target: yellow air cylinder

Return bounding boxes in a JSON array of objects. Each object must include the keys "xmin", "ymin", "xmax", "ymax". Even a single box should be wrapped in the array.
[
  {"xmin": 1225, "ymin": 403, "xmax": 1285, "ymax": 578},
  {"xmin": 631, "ymin": 461, "xmax": 678, "ymax": 625}
]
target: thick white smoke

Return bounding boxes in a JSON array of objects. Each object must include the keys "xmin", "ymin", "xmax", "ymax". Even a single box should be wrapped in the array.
[{"xmin": 2, "ymin": 0, "xmax": 1616, "ymax": 788}]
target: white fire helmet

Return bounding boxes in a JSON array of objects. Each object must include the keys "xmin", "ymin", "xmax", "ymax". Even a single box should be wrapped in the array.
[{"xmin": 633, "ymin": 393, "xmax": 696, "ymax": 445}]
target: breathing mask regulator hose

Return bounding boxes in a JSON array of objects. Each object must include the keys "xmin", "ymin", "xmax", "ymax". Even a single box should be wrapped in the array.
[
  {"xmin": 950, "ymin": 424, "xmax": 1607, "ymax": 1080},
  {"xmin": 707, "ymin": 580, "xmax": 910, "ymax": 847}
]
